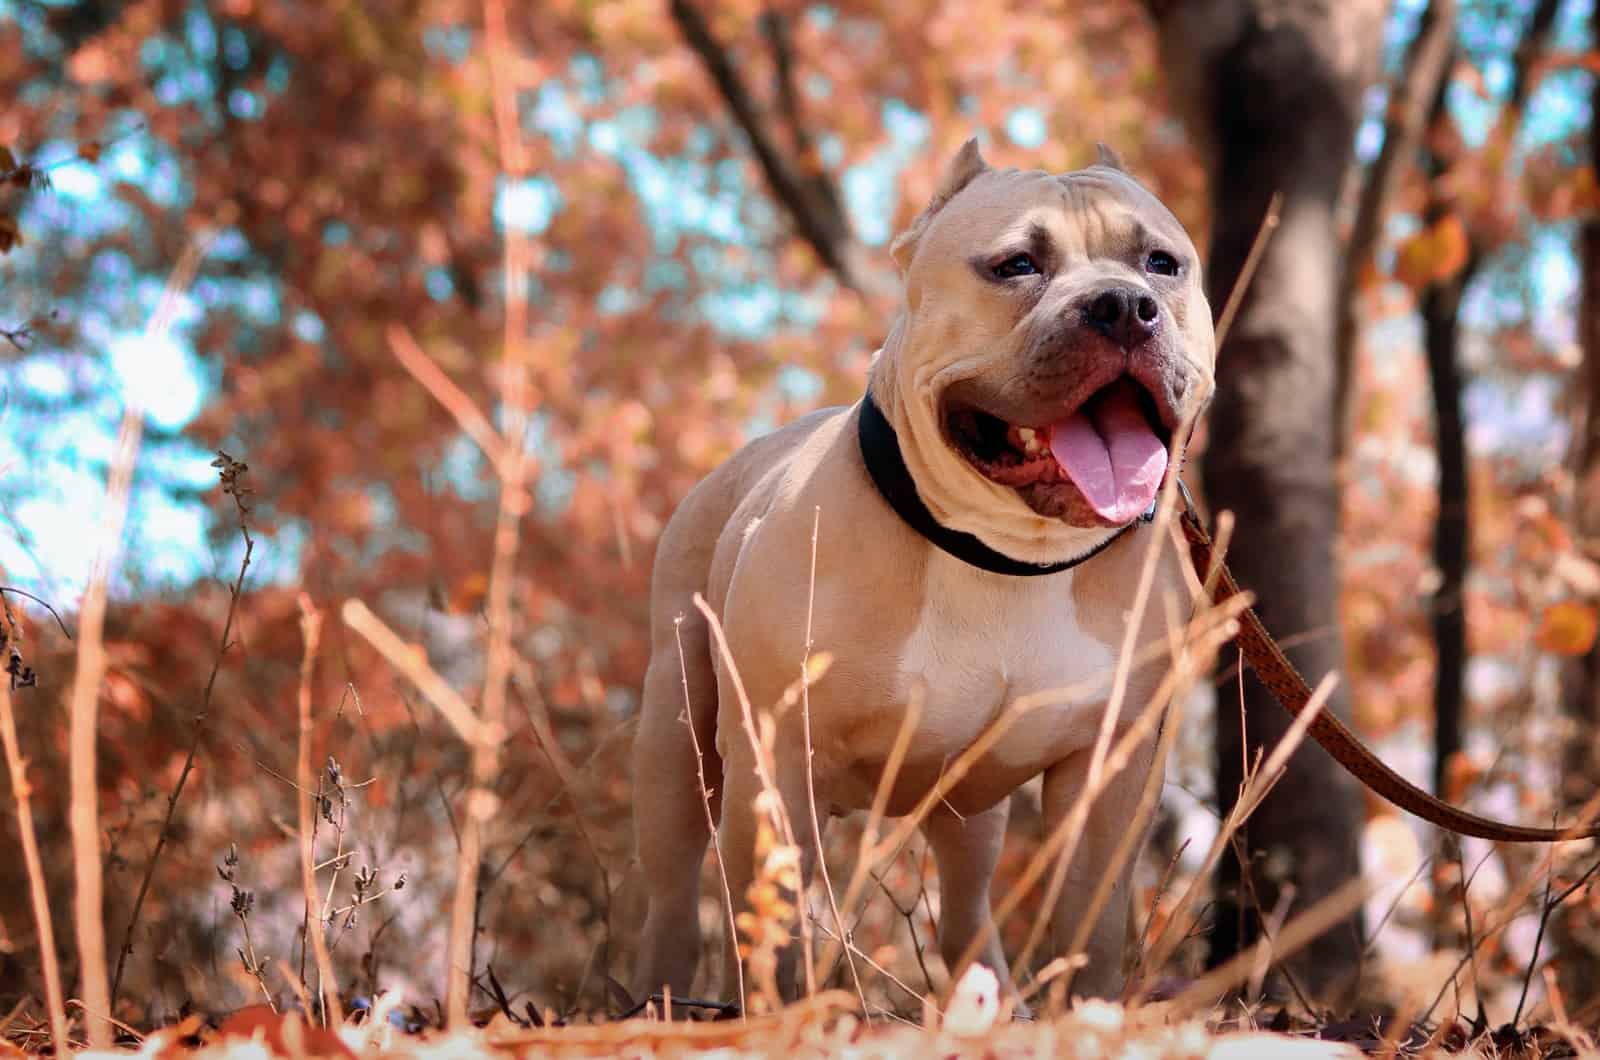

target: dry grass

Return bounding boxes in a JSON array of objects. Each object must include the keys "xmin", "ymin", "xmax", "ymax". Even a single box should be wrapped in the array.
[
  {"xmin": 67, "ymin": 404, "xmax": 143, "ymax": 1050},
  {"xmin": 0, "ymin": 679, "xmax": 69, "ymax": 1056}
]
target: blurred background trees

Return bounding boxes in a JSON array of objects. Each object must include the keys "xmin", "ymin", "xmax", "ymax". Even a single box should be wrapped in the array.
[{"xmin": 3, "ymin": 0, "xmax": 1600, "ymax": 1028}]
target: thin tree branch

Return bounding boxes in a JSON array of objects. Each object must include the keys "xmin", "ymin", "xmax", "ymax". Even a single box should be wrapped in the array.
[
  {"xmin": 670, "ymin": 0, "xmax": 862, "ymax": 289},
  {"xmin": 1506, "ymin": 0, "xmax": 1562, "ymax": 122},
  {"xmin": 759, "ymin": 9, "xmax": 843, "ymax": 222},
  {"xmin": 386, "ymin": 325, "xmax": 510, "ymax": 473},
  {"xmin": 439, "ymin": 0, "xmax": 535, "ymax": 1027},
  {"xmin": 1424, "ymin": 0, "xmax": 1561, "ymax": 794},
  {"xmin": 1335, "ymin": 0, "xmax": 1457, "ymax": 457}
]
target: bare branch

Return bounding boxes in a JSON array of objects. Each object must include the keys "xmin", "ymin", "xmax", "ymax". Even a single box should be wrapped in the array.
[
  {"xmin": 1507, "ymin": 0, "xmax": 1562, "ymax": 121},
  {"xmin": 340, "ymin": 600, "xmax": 487, "ymax": 746},
  {"xmin": 386, "ymin": 325, "xmax": 510, "ymax": 473},
  {"xmin": 760, "ymin": 9, "xmax": 844, "ymax": 223},
  {"xmin": 1334, "ymin": 0, "xmax": 1457, "ymax": 455},
  {"xmin": 670, "ymin": 0, "xmax": 862, "ymax": 289}
]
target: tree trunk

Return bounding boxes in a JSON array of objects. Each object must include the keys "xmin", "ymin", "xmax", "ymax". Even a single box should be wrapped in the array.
[
  {"xmin": 1423, "ymin": 273, "xmax": 1471, "ymax": 797},
  {"xmin": 1565, "ymin": 90, "xmax": 1600, "ymax": 807},
  {"xmin": 1148, "ymin": 0, "xmax": 1385, "ymax": 997},
  {"xmin": 1556, "ymin": 10, "xmax": 1600, "ymax": 1006},
  {"xmin": 1424, "ymin": 0, "xmax": 1558, "ymax": 799}
]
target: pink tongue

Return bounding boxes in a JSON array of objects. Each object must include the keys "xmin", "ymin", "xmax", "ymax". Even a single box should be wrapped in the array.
[{"xmin": 1047, "ymin": 380, "xmax": 1167, "ymax": 524}]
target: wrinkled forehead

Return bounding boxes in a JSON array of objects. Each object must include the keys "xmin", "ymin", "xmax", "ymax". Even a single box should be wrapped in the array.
[{"xmin": 923, "ymin": 165, "xmax": 1195, "ymax": 262}]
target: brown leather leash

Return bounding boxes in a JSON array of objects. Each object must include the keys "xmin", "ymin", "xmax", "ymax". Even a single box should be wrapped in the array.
[{"xmin": 1177, "ymin": 491, "xmax": 1600, "ymax": 843}]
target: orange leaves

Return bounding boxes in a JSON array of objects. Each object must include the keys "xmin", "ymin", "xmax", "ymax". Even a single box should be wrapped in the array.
[
  {"xmin": 1536, "ymin": 601, "xmax": 1599, "ymax": 656},
  {"xmin": 1525, "ymin": 152, "xmax": 1600, "ymax": 222},
  {"xmin": 213, "ymin": 1006, "xmax": 355, "ymax": 1058},
  {"xmin": 1393, "ymin": 215, "xmax": 1470, "ymax": 291}
]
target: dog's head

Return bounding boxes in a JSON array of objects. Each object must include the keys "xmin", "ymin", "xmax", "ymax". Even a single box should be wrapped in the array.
[{"xmin": 872, "ymin": 140, "xmax": 1215, "ymax": 565}]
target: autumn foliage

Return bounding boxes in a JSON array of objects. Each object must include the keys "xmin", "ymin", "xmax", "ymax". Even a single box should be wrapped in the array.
[{"xmin": 4, "ymin": 0, "xmax": 1600, "ymax": 1055}]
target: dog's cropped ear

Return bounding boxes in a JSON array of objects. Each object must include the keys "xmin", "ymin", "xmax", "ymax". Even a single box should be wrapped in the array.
[
  {"xmin": 891, "ymin": 138, "xmax": 990, "ymax": 271},
  {"xmin": 1094, "ymin": 142, "xmax": 1126, "ymax": 172}
]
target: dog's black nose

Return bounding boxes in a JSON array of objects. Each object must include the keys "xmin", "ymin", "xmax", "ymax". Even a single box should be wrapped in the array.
[{"xmin": 1084, "ymin": 287, "xmax": 1159, "ymax": 348}]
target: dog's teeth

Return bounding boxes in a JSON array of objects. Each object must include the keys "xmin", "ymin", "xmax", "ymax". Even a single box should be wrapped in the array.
[{"xmin": 1011, "ymin": 426, "xmax": 1044, "ymax": 455}]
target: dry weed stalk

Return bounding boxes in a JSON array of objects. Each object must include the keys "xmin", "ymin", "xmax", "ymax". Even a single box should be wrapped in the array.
[
  {"xmin": 101, "ymin": 236, "xmax": 222, "ymax": 1011},
  {"xmin": 1129, "ymin": 673, "xmax": 1341, "ymax": 1000},
  {"xmin": 67, "ymin": 404, "xmax": 142, "ymax": 1049},
  {"xmin": 296, "ymin": 598, "xmax": 342, "ymax": 1024},
  {"xmin": 1416, "ymin": 790, "xmax": 1600, "ymax": 1025},
  {"xmin": 217, "ymin": 843, "xmax": 275, "ymax": 1008},
  {"xmin": 799, "ymin": 506, "xmax": 868, "ymax": 1016},
  {"xmin": 673, "ymin": 617, "xmax": 747, "ymax": 1015},
  {"xmin": 1212, "ymin": 194, "xmax": 1282, "ymax": 349},
  {"xmin": 0, "ymin": 679, "xmax": 69, "ymax": 1054},
  {"xmin": 113, "ymin": 449, "xmax": 255, "ymax": 1004},
  {"xmin": 740, "ymin": 793, "xmax": 805, "ymax": 1012},
  {"xmin": 418, "ymin": 0, "xmax": 538, "ymax": 1025},
  {"xmin": 345, "ymin": 0, "xmax": 535, "ymax": 1023},
  {"xmin": 692, "ymin": 593, "xmax": 813, "ymax": 1008},
  {"xmin": 1168, "ymin": 875, "xmax": 1372, "ymax": 1013}
]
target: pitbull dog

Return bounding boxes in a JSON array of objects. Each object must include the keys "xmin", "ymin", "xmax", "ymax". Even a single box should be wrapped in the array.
[{"xmin": 631, "ymin": 141, "xmax": 1216, "ymax": 1004}]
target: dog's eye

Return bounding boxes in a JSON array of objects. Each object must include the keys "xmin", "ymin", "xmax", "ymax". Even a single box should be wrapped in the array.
[
  {"xmin": 1145, "ymin": 250, "xmax": 1180, "ymax": 276},
  {"xmin": 992, "ymin": 253, "xmax": 1040, "ymax": 279}
]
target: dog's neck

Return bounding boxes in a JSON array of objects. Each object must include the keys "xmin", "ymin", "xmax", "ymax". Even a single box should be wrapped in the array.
[
  {"xmin": 857, "ymin": 388, "xmax": 1148, "ymax": 579},
  {"xmin": 864, "ymin": 327, "xmax": 1148, "ymax": 574}
]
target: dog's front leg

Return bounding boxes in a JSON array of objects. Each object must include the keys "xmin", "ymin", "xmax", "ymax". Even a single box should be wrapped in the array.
[
  {"xmin": 1040, "ymin": 735, "xmax": 1158, "ymax": 999},
  {"xmin": 924, "ymin": 801, "xmax": 1015, "ymax": 995},
  {"xmin": 716, "ymin": 746, "xmax": 826, "ymax": 1005}
]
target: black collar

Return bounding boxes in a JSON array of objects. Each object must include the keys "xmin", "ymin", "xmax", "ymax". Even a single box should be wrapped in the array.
[{"xmin": 857, "ymin": 390, "xmax": 1149, "ymax": 577}]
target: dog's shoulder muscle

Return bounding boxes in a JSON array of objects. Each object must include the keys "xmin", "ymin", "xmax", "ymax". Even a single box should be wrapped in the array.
[{"xmin": 648, "ymin": 405, "xmax": 852, "ymax": 640}]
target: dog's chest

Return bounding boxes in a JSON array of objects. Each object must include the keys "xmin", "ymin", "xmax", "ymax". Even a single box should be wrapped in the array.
[{"xmin": 827, "ymin": 562, "xmax": 1123, "ymax": 809}]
